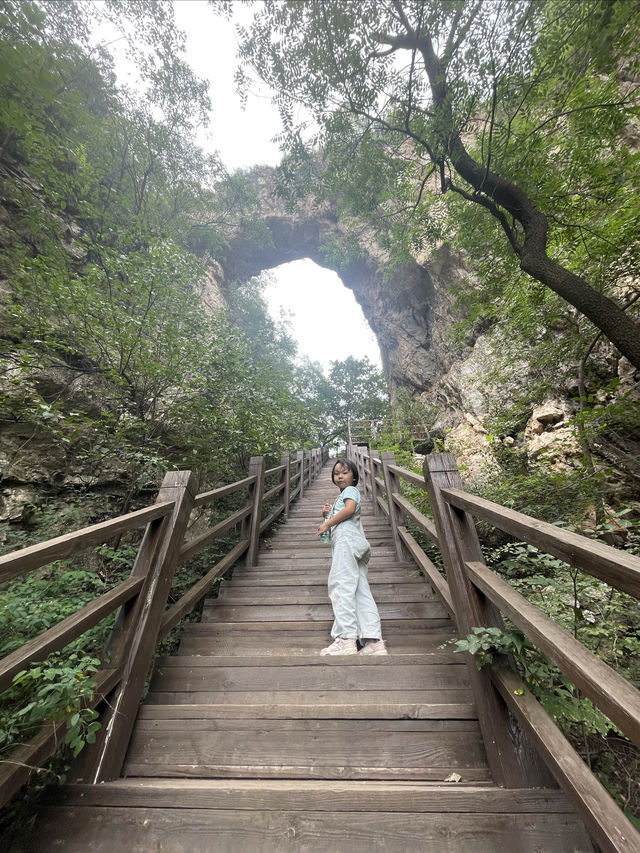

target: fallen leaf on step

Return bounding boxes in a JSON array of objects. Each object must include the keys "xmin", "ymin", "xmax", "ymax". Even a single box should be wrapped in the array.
[{"xmin": 444, "ymin": 772, "xmax": 462, "ymax": 783}]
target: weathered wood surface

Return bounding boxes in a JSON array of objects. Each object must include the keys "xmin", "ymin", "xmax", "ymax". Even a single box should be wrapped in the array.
[
  {"xmin": 29, "ymin": 460, "xmax": 594, "ymax": 852},
  {"xmin": 442, "ymin": 485, "xmax": 640, "ymax": 599},
  {"xmin": 0, "ymin": 500, "xmax": 175, "ymax": 584},
  {"xmin": 34, "ymin": 805, "xmax": 595, "ymax": 853},
  {"xmin": 467, "ymin": 559, "xmax": 640, "ymax": 746}
]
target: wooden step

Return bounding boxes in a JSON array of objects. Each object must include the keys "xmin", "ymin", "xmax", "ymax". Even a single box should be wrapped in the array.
[
  {"xmin": 177, "ymin": 627, "xmax": 457, "ymax": 657},
  {"xmin": 139, "ymin": 695, "xmax": 478, "ymax": 719},
  {"xmin": 149, "ymin": 662, "xmax": 470, "ymax": 693},
  {"xmin": 122, "ymin": 718, "xmax": 490, "ymax": 781},
  {"xmin": 31, "ymin": 804, "xmax": 595, "ymax": 852},
  {"xmin": 215, "ymin": 583, "xmax": 436, "ymax": 604},
  {"xmin": 200, "ymin": 601, "xmax": 448, "ymax": 622},
  {"xmin": 33, "ymin": 780, "xmax": 594, "ymax": 852}
]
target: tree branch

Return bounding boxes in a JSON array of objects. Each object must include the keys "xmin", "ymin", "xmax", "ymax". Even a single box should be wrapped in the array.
[{"xmin": 447, "ymin": 179, "xmax": 521, "ymax": 255}]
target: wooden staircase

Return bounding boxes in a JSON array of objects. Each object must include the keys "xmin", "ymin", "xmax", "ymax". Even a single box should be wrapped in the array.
[{"xmin": 31, "ymin": 462, "xmax": 594, "ymax": 851}]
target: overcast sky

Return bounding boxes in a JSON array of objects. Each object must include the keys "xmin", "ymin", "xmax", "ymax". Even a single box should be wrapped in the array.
[{"xmin": 170, "ymin": 0, "xmax": 382, "ymax": 372}]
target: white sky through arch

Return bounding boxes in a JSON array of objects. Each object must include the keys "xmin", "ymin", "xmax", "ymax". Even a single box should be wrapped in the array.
[{"xmin": 261, "ymin": 260, "xmax": 382, "ymax": 373}]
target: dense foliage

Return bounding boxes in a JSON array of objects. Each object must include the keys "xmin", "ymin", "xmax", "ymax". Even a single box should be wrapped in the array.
[
  {"xmin": 231, "ymin": 0, "xmax": 640, "ymax": 367},
  {"xmin": 0, "ymin": 2, "xmax": 390, "ymax": 824}
]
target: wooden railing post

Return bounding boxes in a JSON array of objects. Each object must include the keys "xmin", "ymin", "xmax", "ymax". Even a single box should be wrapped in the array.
[
  {"xmin": 369, "ymin": 449, "xmax": 380, "ymax": 516},
  {"xmin": 380, "ymin": 451, "xmax": 408, "ymax": 562},
  {"xmin": 83, "ymin": 470, "xmax": 198, "ymax": 783},
  {"xmin": 281, "ymin": 453, "xmax": 291, "ymax": 518},
  {"xmin": 246, "ymin": 456, "xmax": 265, "ymax": 567},
  {"xmin": 297, "ymin": 450, "xmax": 305, "ymax": 500},
  {"xmin": 355, "ymin": 446, "xmax": 368, "ymax": 499},
  {"xmin": 423, "ymin": 453, "xmax": 552, "ymax": 788}
]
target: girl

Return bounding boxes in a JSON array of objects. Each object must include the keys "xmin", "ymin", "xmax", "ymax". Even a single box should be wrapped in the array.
[{"xmin": 316, "ymin": 458, "xmax": 387, "ymax": 656}]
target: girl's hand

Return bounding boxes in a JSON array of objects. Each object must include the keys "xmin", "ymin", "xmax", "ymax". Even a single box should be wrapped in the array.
[
  {"xmin": 316, "ymin": 520, "xmax": 330, "ymax": 537},
  {"xmin": 322, "ymin": 503, "xmax": 332, "ymax": 518}
]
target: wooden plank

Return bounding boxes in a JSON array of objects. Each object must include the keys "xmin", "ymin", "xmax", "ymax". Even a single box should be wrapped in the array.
[
  {"xmin": 138, "ymin": 699, "xmax": 478, "ymax": 720},
  {"xmin": 53, "ymin": 779, "xmax": 576, "ymax": 813},
  {"xmin": 176, "ymin": 627, "xmax": 457, "ymax": 656},
  {"xmin": 158, "ymin": 540, "xmax": 249, "ymax": 639},
  {"xmin": 133, "ymin": 718, "xmax": 478, "ymax": 733},
  {"xmin": 0, "ymin": 576, "xmax": 143, "ymax": 693},
  {"xmin": 149, "ymin": 664, "xmax": 470, "ymax": 693},
  {"xmin": 200, "ymin": 602, "xmax": 448, "ymax": 622},
  {"xmin": 177, "ymin": 505, "xmax": 250, "ymax": 565},
  {"xmin": 223, "ymin": 571, "xmax": 422, "ymax": 585},
  {"xmin": 177, "ymin": 641, "xmax": 457, "ymax": 660},
  {"xmin": 443, "ymin": 486, "xmax": 640, "ymax": 599},
  {"xmin": 190, "ymin": 618, "xmax": 453, "ymax": 632},
  {"xmin": 143, "ymin": 688, "xmax": 475, "ymax": 708},
  {"xmin": 398, "ymin": 526, "xmax": 454, "ymax": 615},
  {"xmin": 124, "ymin": 727, "xmax": 488, "ymax": 772},
  {"xmin": 163, "ymin": 652, "xmax": 460, "ymax": 667},
  {"xmin": 213, "ymin": 583, "xmax": 436, "ymax": 604},
  {"xmin": 32, "ymin": 806, "xmax": 594, "ymax": 852},
  {"xmin": 492, "ymin": 665, "xmax": 640, "ymax": 853},
  {"xmin": 0, "ymin": 501, "xmax": 175, "ymax": 584},
  {"xmin": 192, "ymin": 475, "xmax": 256, "ymax": 508},
  {"xmin": 467, "ymin": 559, "xmax": 640, "ymax": 747},
  {"xmin": 197, "ymin": 617, "xmax": 454, "ymax": 631}
]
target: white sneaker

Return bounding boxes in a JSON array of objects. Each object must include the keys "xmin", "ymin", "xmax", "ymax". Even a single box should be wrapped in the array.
[
  {"xmin": 320, "ymin": 637, "xmax": 357, "ymax": 656},
  {"xmin": 360, "ymin": 639, "xmax": 388, "ymax": 656}
]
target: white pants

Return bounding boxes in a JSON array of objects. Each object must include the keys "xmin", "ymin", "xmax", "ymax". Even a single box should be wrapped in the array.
[{"xmin": 328, "ymin": 530, "xmax": 382, "ymax": 640}]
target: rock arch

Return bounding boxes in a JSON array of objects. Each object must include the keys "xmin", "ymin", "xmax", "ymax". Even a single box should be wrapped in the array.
[{"xmin": 217, "ymin": 168, "xmax": 470, "ymax": 426}]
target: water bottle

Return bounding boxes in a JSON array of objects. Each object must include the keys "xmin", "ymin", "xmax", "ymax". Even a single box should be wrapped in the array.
[{"xmin": 320, "ymin": 528, "xmax": 331, "ymax": 543}]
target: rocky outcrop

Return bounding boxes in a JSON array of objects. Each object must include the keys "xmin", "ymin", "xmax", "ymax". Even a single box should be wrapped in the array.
[{"xmin": 216, "ymin": 168, "xmax": 473, "ymax": 428}]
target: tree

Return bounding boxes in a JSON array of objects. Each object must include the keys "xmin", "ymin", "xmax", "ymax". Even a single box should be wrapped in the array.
[
  {"xmin": 319, "ymin": 356, "xmax": 390, "ymax": 448},
  {"xmin": 230, "ymin": 0, "xmax": 640, "ymax": 367}
]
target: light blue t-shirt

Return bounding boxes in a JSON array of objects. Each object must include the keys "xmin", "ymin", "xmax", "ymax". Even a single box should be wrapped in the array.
[{"xmin": 331, "ymin": 486, "xmax": 362, "ymax": 523}]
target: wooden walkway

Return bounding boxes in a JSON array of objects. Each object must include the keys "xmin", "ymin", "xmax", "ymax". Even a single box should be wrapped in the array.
[{"xmin": 32, "ymin": 463, "xmax": 594, "ymax": 851}]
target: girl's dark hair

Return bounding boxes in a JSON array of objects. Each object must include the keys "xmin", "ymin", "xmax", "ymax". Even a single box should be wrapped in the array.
[{"xmin": 331, "ymin": 458, "xmax": 359, "ymax": 486}]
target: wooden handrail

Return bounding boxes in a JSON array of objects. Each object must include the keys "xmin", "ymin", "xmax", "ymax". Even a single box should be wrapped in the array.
[
  {"xmin": 386, "ymin": 462, "xmax": 425, "ymax": 489},
  {"xmin": 442, "ymin": 486, "xmax": 640, "ymax": 599},
  {"xmin": 263, "ymin": 481, "xmax": 285, "ymax": 502},
  {"xmin": 391, "ymin": 492, "xmax": 439, "ymax": 545},
  {"xmin": 0, "ymin": 501, "xmax": 175, "ymax": 584},
  {"xmin": 0, "ymin": 576, "xmax": 144, "ymax": 693},
  {"xmin": 466, "ymin": 559, "xmax": 640, "ymax": 746},
  {"xmin": 0, "ymin": 445, "xmax": 326, "ymax": 806},
  {"xmin": 192, "ymin": 475, "xmax": 257, "ymax": 508},
  {"xmin": 265, "ymin": 463, "xmax": 286, "ymax": 476},
  {"xmin": 492, "ymin": 666, "xmax": 639, "ymax": 853},
  {"xmin": 178, "ymin": 504, "xmax": 252, "ymax": 565},
  {"xmin": 397, "ymin": 526, "xmax": 454, "ymax": 616},
  {"xmin": 159, "ymin": 540, "xmax": 250, "ymax": 639},
  {"xmin": 347, "ymin": 443, "xmax": 640, "ymax": 851}
]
